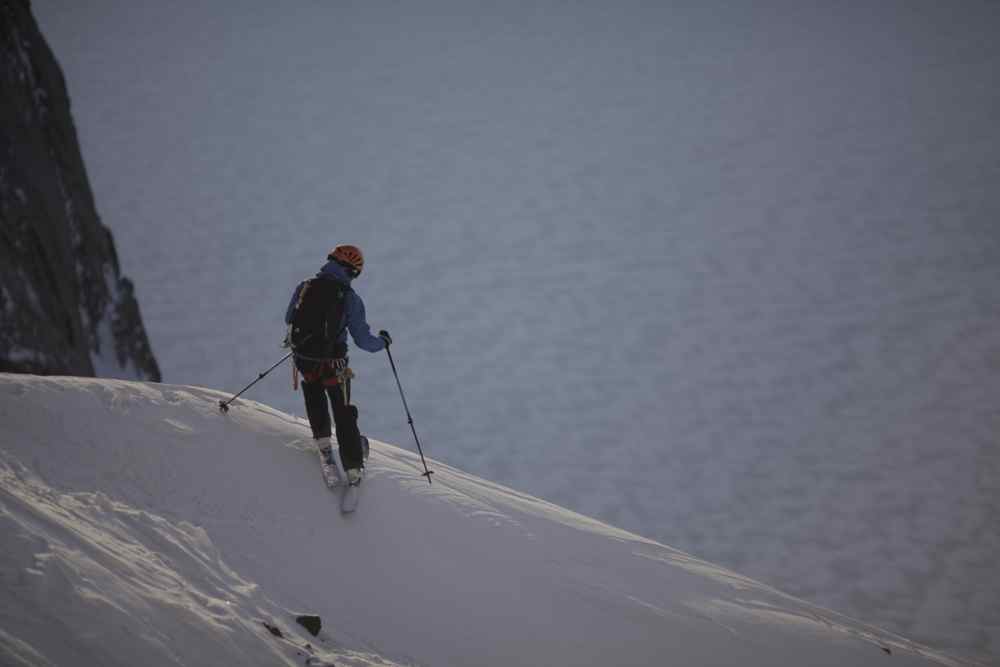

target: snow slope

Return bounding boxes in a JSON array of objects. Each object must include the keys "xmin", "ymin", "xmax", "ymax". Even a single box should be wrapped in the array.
[{"xmin": 0, "ymin": 373, "xmax": 973, "ymax": 666}]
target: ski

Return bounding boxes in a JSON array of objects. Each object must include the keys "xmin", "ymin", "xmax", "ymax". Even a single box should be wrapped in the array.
[
  {"xmin": 339, "ymin": 436, "xmax": 369, "ymax": 514},
  {"xmin": 317, "ymin": 445, "xmax": 343, "ymax": 488},
  {"xmin": 340, "ymin": 475, "xmax": 361, "ymax": 513},
  {"xmin": 318, "ymin": 436, "xmax": 369, "ymax": 513}
]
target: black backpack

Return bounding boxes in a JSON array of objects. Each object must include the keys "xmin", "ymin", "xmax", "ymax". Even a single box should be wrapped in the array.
[{"xmin": 288, "ymin": 278, "xmax": 349, "ymax": 360}]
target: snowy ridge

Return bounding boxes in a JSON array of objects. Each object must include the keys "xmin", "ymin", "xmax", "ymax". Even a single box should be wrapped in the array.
[{"xmin": 0, "ymin": 374, "xmax": 972, "ymax": 666}]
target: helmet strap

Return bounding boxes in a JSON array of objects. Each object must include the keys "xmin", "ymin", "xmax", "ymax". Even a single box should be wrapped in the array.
[{"xmin": 333, "ymin": 259, "xmax": 360, "ymax": 277}]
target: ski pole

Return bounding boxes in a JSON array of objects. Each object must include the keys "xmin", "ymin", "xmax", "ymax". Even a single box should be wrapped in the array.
[
  {"xmin": 384, "ymin": 345, "xmax": 434, "ymax": 484},
  {"xmin": 218, "ymin": 350, "xmax": 294, "ymax": 413}
]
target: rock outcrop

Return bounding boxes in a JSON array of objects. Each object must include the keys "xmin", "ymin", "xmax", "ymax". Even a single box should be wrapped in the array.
[{"xmin": 0, "ymin": 0, "xmax": 160, "ymax": 380}]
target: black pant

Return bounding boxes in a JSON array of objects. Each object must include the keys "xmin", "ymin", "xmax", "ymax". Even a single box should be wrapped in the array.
[{"xmin": 301, "ymin": 378, "xmax": 364, "ymax": 470}]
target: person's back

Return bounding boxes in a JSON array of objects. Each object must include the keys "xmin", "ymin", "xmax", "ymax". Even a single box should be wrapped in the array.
[{"xmin": 285, "ymin": 245, "xmax": 391, "ymax": 489}]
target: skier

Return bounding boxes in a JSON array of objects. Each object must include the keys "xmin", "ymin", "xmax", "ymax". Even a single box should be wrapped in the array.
[{"xmin": 285, "ymin": 244, "xmax": 391, "ymax": 489}]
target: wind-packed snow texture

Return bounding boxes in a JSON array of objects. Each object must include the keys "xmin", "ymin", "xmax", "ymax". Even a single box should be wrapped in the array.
[
  {"xmin": 0, "ymin": 374, "xmax": 975, "ymax": 666},
  {"xmin": 32, "ymin": 1, "xmax": 1000, "ymax": 661}
]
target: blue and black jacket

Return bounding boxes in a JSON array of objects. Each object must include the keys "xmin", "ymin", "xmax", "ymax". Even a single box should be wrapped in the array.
[{"xmin": 285, "ymin": 260, "xmax": 385, "ymax": 354}]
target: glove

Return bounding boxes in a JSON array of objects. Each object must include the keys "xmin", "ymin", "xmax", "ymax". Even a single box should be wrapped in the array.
[{"xmin": 378, "ymin": 330, "xmax": 392, "ymax": 347}]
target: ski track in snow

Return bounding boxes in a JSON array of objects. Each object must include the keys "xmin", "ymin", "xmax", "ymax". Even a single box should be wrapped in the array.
[
  {"xmin": 0, "ymin": 460, "xmax": 394, "ymax": 667},
  {"xmin": 0, "ymin": 374, "xmax": 980, "ymax": 666},
  {"xmin": 0, "ymin": 378, "xmax": 404, "ymax": 667}
]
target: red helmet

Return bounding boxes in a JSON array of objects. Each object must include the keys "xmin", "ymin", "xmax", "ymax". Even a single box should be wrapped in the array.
[{"xmin": 328, "ymin": 244, "xmax": 364, "ymax": 276}]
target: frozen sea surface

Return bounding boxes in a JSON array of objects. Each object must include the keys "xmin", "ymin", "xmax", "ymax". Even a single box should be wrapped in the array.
[{"xmin": 34, "ymin": 1, "xmax": 1000, "ymax": 661}]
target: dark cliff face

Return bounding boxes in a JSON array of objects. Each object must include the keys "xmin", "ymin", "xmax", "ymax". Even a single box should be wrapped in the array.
[{"xmin": 0, "ymin": 1, "xmax": 160, "ymax": 381}]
